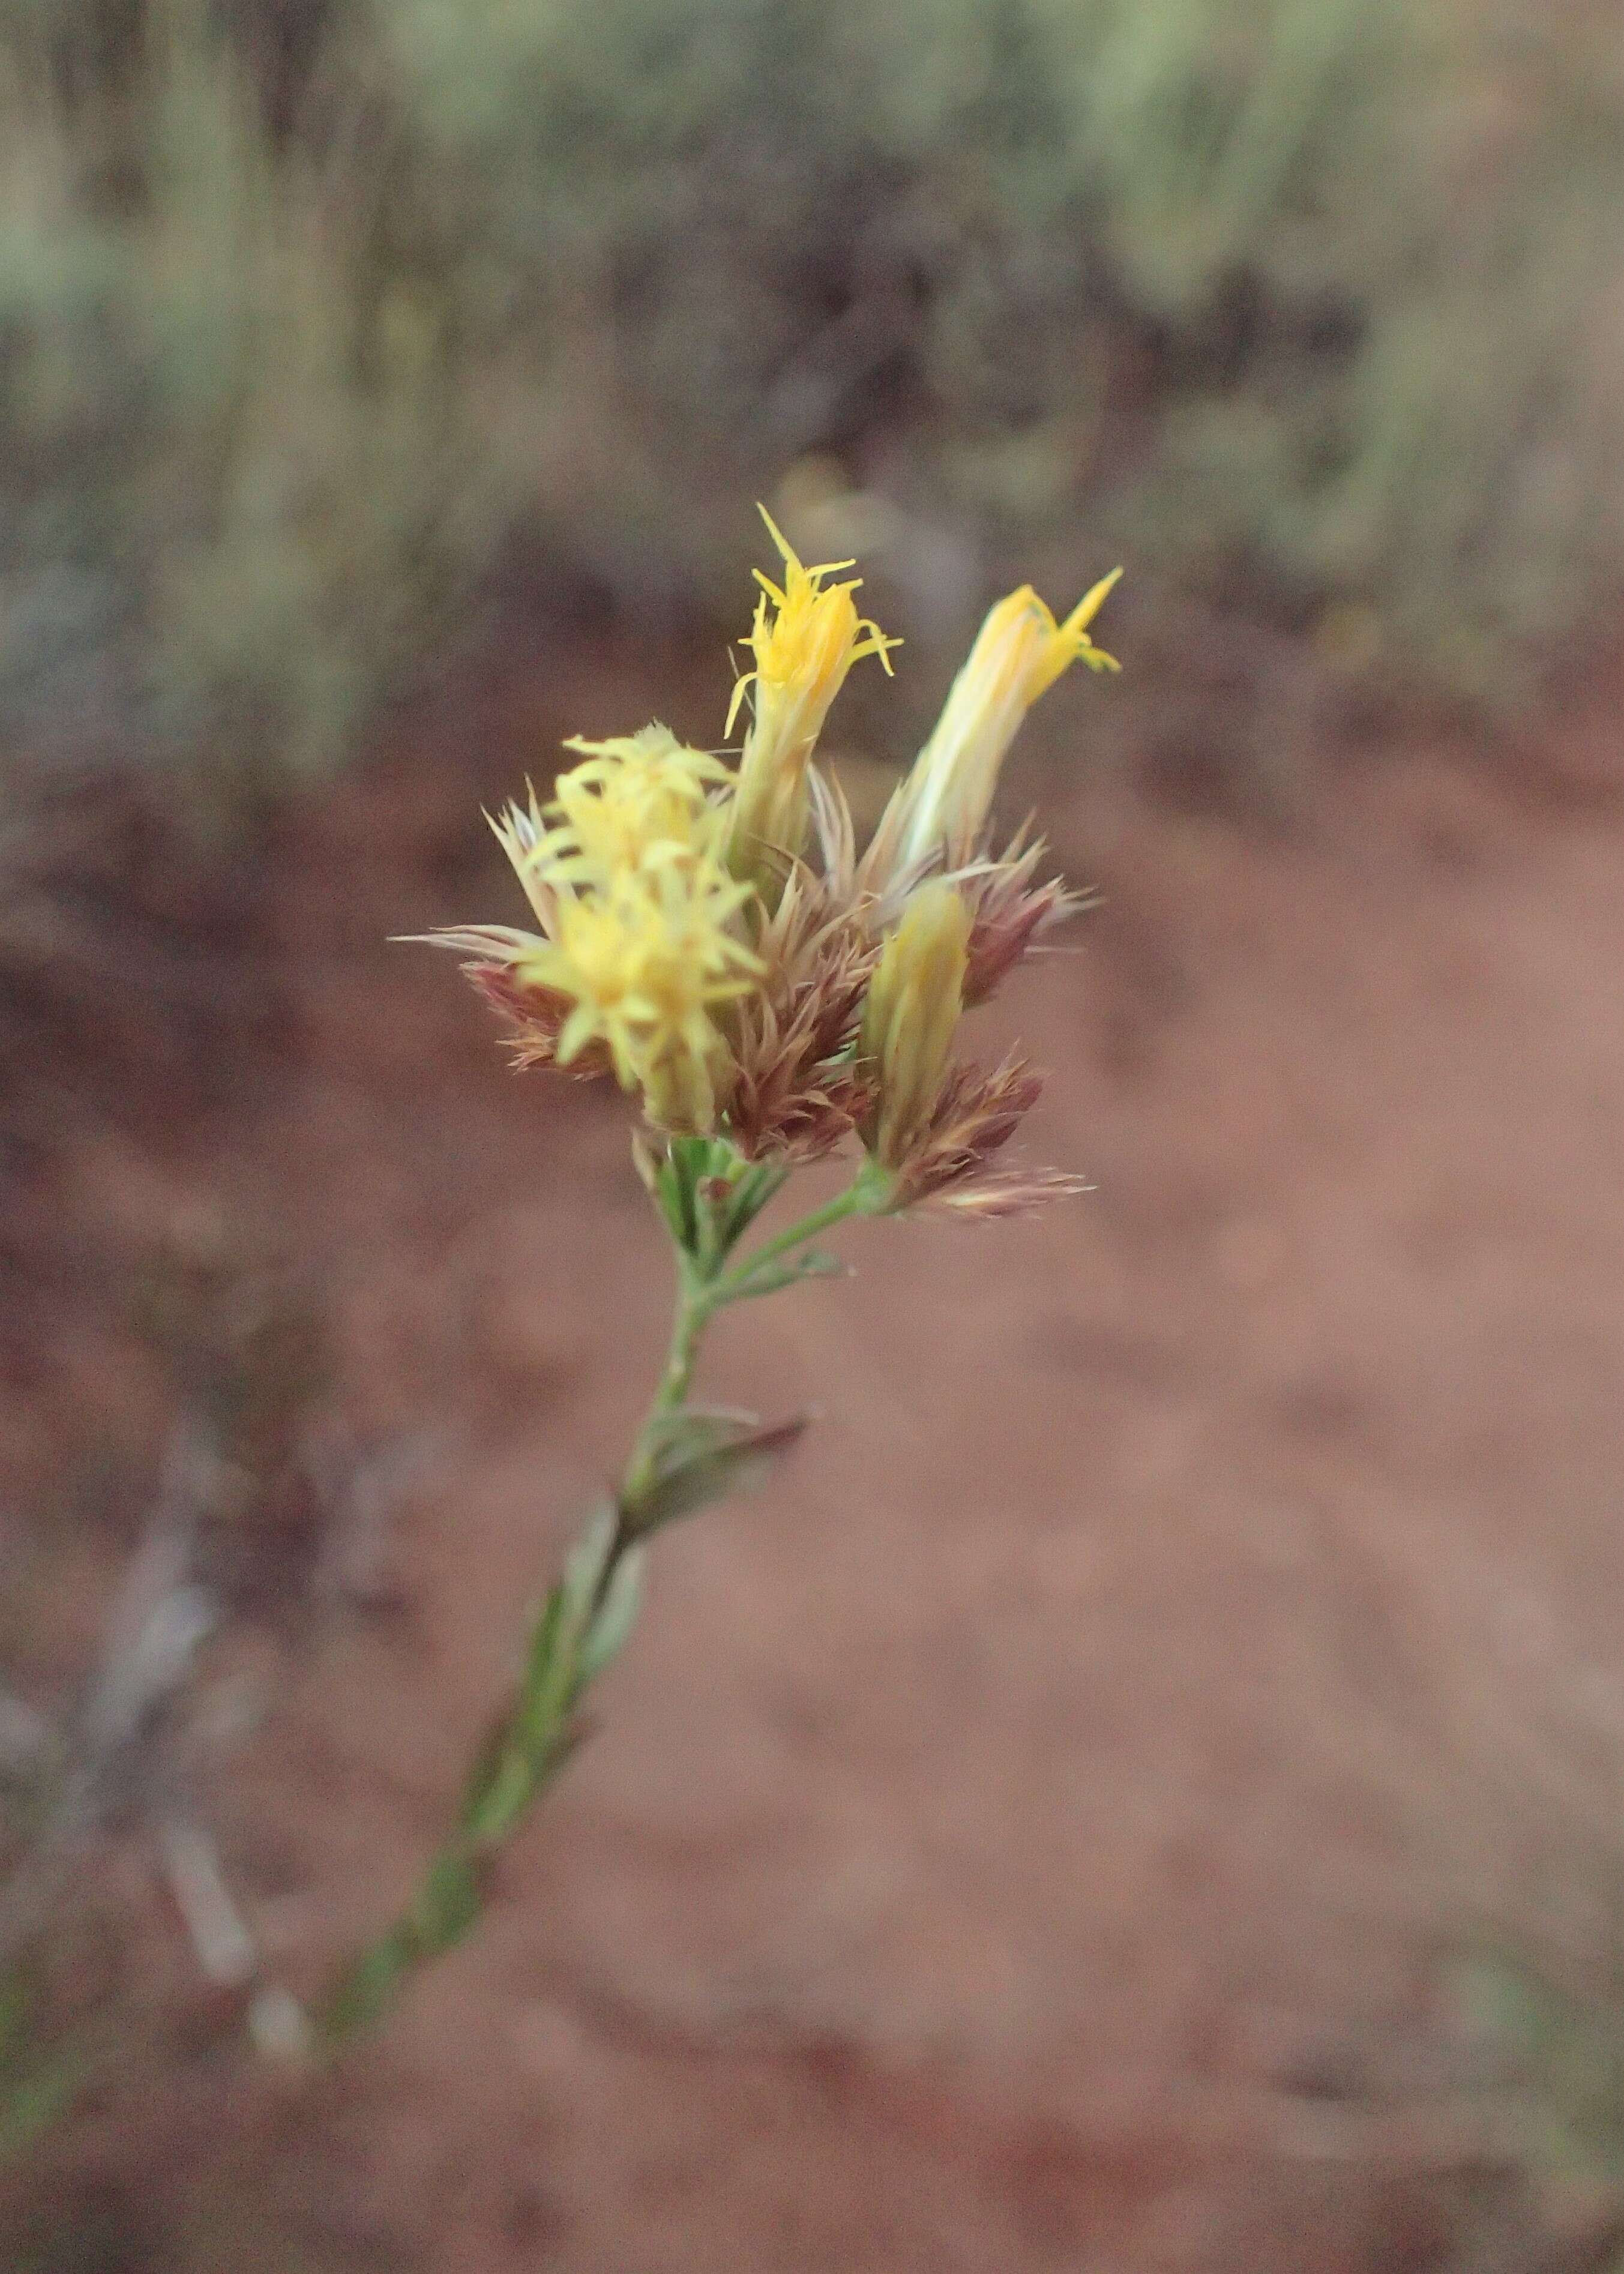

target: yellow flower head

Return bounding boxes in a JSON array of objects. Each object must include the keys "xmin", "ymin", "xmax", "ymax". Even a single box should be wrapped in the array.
[
  {"xmin": 859, "ymin": 880, "xmax": 971, "ymax": 1170},
  {"xmin": 727, "ymin": 507, "xmax": 899, "ymax": 887},
  {"xmin": 868, "ymin": 568, "xmax": 1120, "ymax": 879},
  {"xmin": 515, "ymin": 856, "xmax": 763, "ymax": 1132},
  {"xmin": 541, "ymin": 724, "xmax": 731, "ymax": 893},
  {"xmin": 480, "ymin": 725, "xmax": 765, "ymax": 1130}
]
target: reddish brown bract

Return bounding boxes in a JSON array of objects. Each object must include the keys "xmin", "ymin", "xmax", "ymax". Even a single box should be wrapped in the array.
[
  {"xmin": 885, "ymin": 1050, "xmax": 1048, "ymax": 1209},
  {"xmin": 723, "ymin": 870, "xmax": 879, "ymax": 1163},
  {"xmin": 466, "ymin": 963, "xmax": 613, "ymax": 1079},
  {"xmin": 959, "ymin": 829, "xmax": 1082, "ymax": 1009}
]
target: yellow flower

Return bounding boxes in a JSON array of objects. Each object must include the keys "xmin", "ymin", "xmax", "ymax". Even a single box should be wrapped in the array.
[
  {"xmin": 867, "ymin": 569, "xmax": 1120, "ymax": 879},
  {"xmin": 474, "ymin": 726, "xmax": 768, "ymax": 1129},
  {"xmin": 726, "ymin": 507, "xmax": 898, "ymax": 888},
  {"xmin": 515, "ymin": 856, "xmax": 763, "ymax": 1133},
  {"xmin": 859, "ymin": 880, "xmax": 970, "ymax": 1170},
  {"xmin": 511, "ymin": 725, "xmax": 731, "ymax": 900}
]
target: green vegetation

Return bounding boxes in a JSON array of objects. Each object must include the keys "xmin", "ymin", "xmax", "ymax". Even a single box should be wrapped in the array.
[
  {"xmin": 0, "ymin": 0, "xmax": 504, "ymax": 783},
  {"xmin": 2, "ymin": 0, "xmax": 1619, "ymax": 789}
]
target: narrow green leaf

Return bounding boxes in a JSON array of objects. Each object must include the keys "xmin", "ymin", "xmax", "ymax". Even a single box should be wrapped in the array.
[
  {"xmin": 624, "ymin": 1409, "xmax": 809, "ymax": 1533},
  {"xmin": 720, "ymin": 1161, "xmax": 793, "ymax": 1251},
  {"xmin": 654, "ymin": 1155, "xmax": 693, "ymax": 1250},
  {"xmin": 324, "ymin": 1927, "xmax": 414, "ymax": 2038},
  {"xmin": 721, "ymin": 1247, "xmax": 848, "ymax": 1303},
  {"xmin": 460, "ymin": 1581, "xmax": 564, "ymax": 1831},
  {"xmin": 577, "ymin": 1545, "xmax": 645, "ymax": 1683},
  {"xmin": 561, "ymin": 1505, "xmax": 618, "ymax": 1626},
  {"xmin": 666, "ymin": 1135, "xmax": 729, "ymax": 1257}
]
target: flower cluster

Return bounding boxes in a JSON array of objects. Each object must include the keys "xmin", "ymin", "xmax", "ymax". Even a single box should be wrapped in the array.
[{"xmin": 426, "ymin": 512, "xmax": 1120, "ymax": 1214}]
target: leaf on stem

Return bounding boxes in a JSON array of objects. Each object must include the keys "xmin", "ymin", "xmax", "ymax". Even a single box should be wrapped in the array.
[
  {"xmin": 560, "ymin": 1503, "xmax": 620, "ymax": 1628},
  {"xmin": 623, "ymin": 1407, "xmax": 810, "ymax": 1533},
  {"xmin": 651, "ymin": 1151, "xmax": 695, "ymax": 1251},
  {"xmin": 577, "ymin": 1545, "xmax": 645, "ymax": 1683},
  {"xmin": 720, "ymin": 1247, "xmax": 849, "ymax": 1302},
  {"xmin": 324, "ymin": 1925, "xmax": 415, "ymax": 2039},
  {"xmin": 717, "ymin": 1160, "xmax": 793, "ymax": 1254}
]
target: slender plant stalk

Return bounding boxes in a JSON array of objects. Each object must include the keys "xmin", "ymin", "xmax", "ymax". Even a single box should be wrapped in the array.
[
  {"xmin": 319, "ymin": 1161, "xmax": 879, "ymax": 2046},
  {"xmin": 616, "ymin": 1265, "xmax": 712, "ymax": 1516},
  {"xmin": 710, "ymin": 1172, "xmax": 884, "ymax": 1302}
]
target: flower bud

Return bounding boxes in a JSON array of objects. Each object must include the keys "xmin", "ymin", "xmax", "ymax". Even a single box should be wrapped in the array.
[
  {"xmin": 867, "ymin": 570, "xmax": 1119, "ymax": 881},
  {"xmin": 859, "ymin": 882, "xmax": 971, "ymax": 1170}
]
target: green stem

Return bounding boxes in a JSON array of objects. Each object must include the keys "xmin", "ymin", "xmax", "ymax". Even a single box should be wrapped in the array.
[
  {"xmin": 618, "ymin": 1258, "xmax": 711, "ymax": 1517},
  {"xmin": 710, "ymin": 1158, "xmax": 890, "ymax": 1304},
  {"xmin": 321, "ymin": 1252, "xmax": 715, "ymax": 2045},
  {"xmin": 317, "ymin": 1155, "xmax": 884, "ymax": 2048}
]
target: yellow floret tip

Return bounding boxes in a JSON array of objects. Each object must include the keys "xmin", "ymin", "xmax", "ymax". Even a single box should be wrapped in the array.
[
  {"xmin": 726, "ymin": 505, "xmax": 900, "ymax": 894},
  {"xmin": 724, "ymin": 505, "xmax": 900, "ymax": 741}
]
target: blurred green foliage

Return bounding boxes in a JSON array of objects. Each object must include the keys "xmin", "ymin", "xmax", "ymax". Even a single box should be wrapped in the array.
[
  {"xmin": 370, "ymin": 0, "xmax": 1624, "ymax": 709},
  {"xmin": 0, "ymin": 0, "xmax": 506, "ymax": 782},
  {"xmin": 1448, "ymin": 1945, "xmax": 1624, "ymax": 2267},
  {"xmin": 1, "ymin": 0, "xmax": 1619, "ymax": 789}
]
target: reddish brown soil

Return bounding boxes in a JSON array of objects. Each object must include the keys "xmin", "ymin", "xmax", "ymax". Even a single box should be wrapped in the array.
[{"xmin": 4, "ymin": 633, "xmax": 1623, "ymax": 2270}]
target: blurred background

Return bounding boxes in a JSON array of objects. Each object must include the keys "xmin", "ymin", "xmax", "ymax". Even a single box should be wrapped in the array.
[{"xmin": 2, "ymin": 0, "xmax": 1623, "ymax": 2266}]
